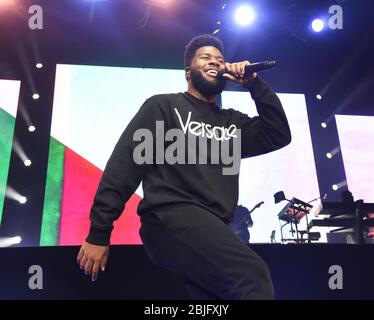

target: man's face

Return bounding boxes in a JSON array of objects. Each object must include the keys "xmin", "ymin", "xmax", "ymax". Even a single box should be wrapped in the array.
[{"xmin": 188, "ymin": 46, "xmax": 227, "ymax": 96}]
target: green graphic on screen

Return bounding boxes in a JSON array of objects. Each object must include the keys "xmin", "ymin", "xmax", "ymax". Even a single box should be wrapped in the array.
[{"xmin": 0, "ymin": 80, "xmax": 21, "ymax": 225}]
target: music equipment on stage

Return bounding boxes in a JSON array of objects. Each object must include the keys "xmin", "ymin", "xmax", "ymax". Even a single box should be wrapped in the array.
[
  {"xmin": 278, "ymin": 197, "xmax": 313, "ymax": 224},
  {"xmin": 276, "ymin": 196, "xmax": 317, "ymax": 244},
  {"xmin": 309, "ymin": 217, "xmax": 374, "ymax": 228},
  {"xmin": 308, "ymin": 201, "xmax": 374, "ymax": 244}
]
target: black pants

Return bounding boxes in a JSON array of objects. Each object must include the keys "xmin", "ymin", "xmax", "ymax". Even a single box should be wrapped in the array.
[{"xmin": 139, "ymin": 206, "xmax": 274, "ymax": 300}]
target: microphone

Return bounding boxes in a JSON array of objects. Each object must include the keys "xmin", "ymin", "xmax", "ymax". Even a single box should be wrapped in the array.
[{"xmin": 218, "ymin": 60, "xmax": 276, "ymax": 79}]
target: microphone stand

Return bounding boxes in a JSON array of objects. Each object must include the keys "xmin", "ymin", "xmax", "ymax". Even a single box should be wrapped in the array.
[{"xmin": 307, "ymin": 194, "xmax": 327, "ymax": 204}]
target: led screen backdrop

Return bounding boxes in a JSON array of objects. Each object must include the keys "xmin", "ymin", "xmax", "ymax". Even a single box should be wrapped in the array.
[
  {"xmin": 42, "ymin": 64, "xmax": 321, "ymax": 245},
  {"xmin": 336, "ymin": 115, "xmax": 374, "ymax": 203},
  {"xmin": 222, "ymin": 91, "xmax": 321, "ymax": 242},
  {"xmin": 0, "ymin": 80, "xmax": 21, "ymax": 226},
  {"xmin": 41, "ymin": 65, "xmax": 187, "ymax": 245}
]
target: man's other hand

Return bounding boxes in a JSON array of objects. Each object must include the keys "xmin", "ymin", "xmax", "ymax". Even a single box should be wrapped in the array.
[{"xmin": 77, "ymin": 241, "xmax": 109, "ymax": 282}]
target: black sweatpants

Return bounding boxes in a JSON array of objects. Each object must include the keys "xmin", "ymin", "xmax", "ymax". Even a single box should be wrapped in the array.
[{"xmin": 139, "ymin": 205, "xmax": 274, "ymax": 300}]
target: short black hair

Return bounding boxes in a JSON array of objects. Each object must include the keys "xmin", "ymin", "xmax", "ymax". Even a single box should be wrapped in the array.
[{"xmin": 184, "ymin": 34, "xmax": 224, "ymax": 68}]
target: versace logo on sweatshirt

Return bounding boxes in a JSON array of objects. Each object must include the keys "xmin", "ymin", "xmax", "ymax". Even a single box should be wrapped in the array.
[{"xmin": 174, "ymin": 108, "xmax": 237, "ymax": 141}]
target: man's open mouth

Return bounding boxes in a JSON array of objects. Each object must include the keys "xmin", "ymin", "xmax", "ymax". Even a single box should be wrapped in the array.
[{"xmin": 206, "ymin": 69, "xmax": 218, "ymax": 77}]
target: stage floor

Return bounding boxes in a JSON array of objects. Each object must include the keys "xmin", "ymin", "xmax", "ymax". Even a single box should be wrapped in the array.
[{"xmin": 1, "ymin": 244, "xmax": 373, "ymax": 300}]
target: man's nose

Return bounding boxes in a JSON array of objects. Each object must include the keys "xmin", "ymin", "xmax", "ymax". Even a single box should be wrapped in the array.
[{"xmin": 209, "ymin": 60, "xmax": 220, "ymax": 67}]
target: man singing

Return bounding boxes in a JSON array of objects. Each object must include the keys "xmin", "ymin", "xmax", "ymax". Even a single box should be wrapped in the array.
[{"xmin": 77, "ymin": 34, "xmax": 291, "ymax": 299}]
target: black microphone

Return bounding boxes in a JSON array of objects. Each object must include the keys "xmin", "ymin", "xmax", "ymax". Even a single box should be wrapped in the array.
[{"xmin": 218, "ymin": 60, "xmax": 276, "ymax": 79}]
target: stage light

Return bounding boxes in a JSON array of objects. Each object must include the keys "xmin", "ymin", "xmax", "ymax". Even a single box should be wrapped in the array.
[
  {"xmin": 321, "ymin": 122, "xmax": 327, "ymax": 128},
  {"xmin": 217, "ymin": 21, "xmax": 221, "ymax": 25},
  {"xmin": 311, "ymin": 19, "xmax": 324, "ymax": 32},
  {"xmin": 19, "ymin": 196, "xmax": 27, "ymax": 204},
  {"xmin": 13, "ymin": 139, "xmax": 31, "ymax": 167},
  {"xmin": 5, "ymin": 187, "xmax": 28, "ymax": 205},
  {"xmin": 0, "ymin": 0, "xmax": 12, "ymax": 8},
  {"xmin": 234, "ymin": 5, "xmax": 255, "ymax": 26},
  {"xmin": 32, "ymin": 93, "xmax": 39, "ymax": 100},
  {"xmin": 24, "ymin": 159, "xmax": 32, "ymax": 167},
  {"xmin": 332, "ymin": 180, "xmax": 347, "ymax": 192},
  {"xmin": 326, "ymin": 146, "xmax": 340, "ymax": 159},
  {"xmin": 0, "ymin": 236, "xmax": 22, "ymax": 248},
  {"xmin": 14, "ymin": 236, "xmax": 22, "ymax": 244},
  {"xmin": 36, "ymin": 63, "xmax": 43, "ymax": 69},
  {"xmin": 316, "ymin": 94, "xmax": 322, "ymax": 100},
  {"xmin": 213, "ymin": 29, "xmax": 220, "ymax": 35},
  {"xmin": 28, "ymin": 125, "xmax": 36, "ymax": 132}
]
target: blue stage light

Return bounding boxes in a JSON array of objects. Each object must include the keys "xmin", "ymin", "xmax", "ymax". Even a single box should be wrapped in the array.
[{"xmin": 234, "ymin": 5, "xmax": 255, "ymax": 26}]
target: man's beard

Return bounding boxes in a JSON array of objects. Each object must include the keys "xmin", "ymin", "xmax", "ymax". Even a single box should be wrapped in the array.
[{"xmin": 190, "ymin": 67, "xmax": 227, "ymax": 97}]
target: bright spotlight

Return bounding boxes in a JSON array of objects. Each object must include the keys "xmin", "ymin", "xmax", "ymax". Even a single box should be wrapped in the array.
[
  {"xmin": 28, "ymin": 125, "xmax": 36, "ymax": 132},
  {"xmin": 321, "ymin": 122, "xmax": 327, "ymax": 128},
  {"xmin": 0, "ymin": 236, "xmax": 23, "ymax": 248},
  {"xmin": 316, "ymin": 94, "xmax": 322, "ymax": 100},
  {"xmin": 36, "ymin": 63, "xmax": 43, "ymax": 69},
  {"xmin": 234, "ymin": 5, "xmax": 255, "ymax": 26},
  {"xmin": 13, "ymin": 139, "xmax": 31, "ymax": 167},
  {"xmin": 32, "ymin": 93, "xmax": 40, "ymax": 100},
  {"xmin": 24, "ymin": 159, "xmax": 32, "ymax": 167},
  {"xmin": 18, "ymin": 196, "xmax": 27, "ymax": 204},
  {"xmin": 311, "ymin": 19, "xmax": 324, "ymax": 32},
  {"xmin": 5, "ymin": 187, "xmax": 28, "ymax": 205},
  {"xmin": 14, "ymin": 236, "xmax": 22, "ymax": 244},
  {"xmin": 213, "ymin": 29, "xmax": 220, "ymax": 35},
  {"xmin": 0, "ymin": 0, "xmax": 13, "ymax": 8},
  {"xmin": 332, "ymin": 180, "xmax": 347, "ymax": 191},
  {"xmin": 326, "ymin": 146, "xmax": 341, "ymax": 159}
]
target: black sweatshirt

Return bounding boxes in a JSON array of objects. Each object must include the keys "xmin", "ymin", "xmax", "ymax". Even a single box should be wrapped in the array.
[{"xmin": 86, "ymin": 76, "xmax": 291, "ymax": 245}]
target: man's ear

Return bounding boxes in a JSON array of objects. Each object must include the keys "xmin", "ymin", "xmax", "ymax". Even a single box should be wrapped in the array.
[{"xmin": 185, "ymin": 67, "xmax": 191, "ymax": 81}]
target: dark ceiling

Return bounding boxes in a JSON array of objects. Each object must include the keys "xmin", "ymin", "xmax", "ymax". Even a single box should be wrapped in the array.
[{"xmin": 1, "ymin": 0, "xmax": 373, "ymax": 112}]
